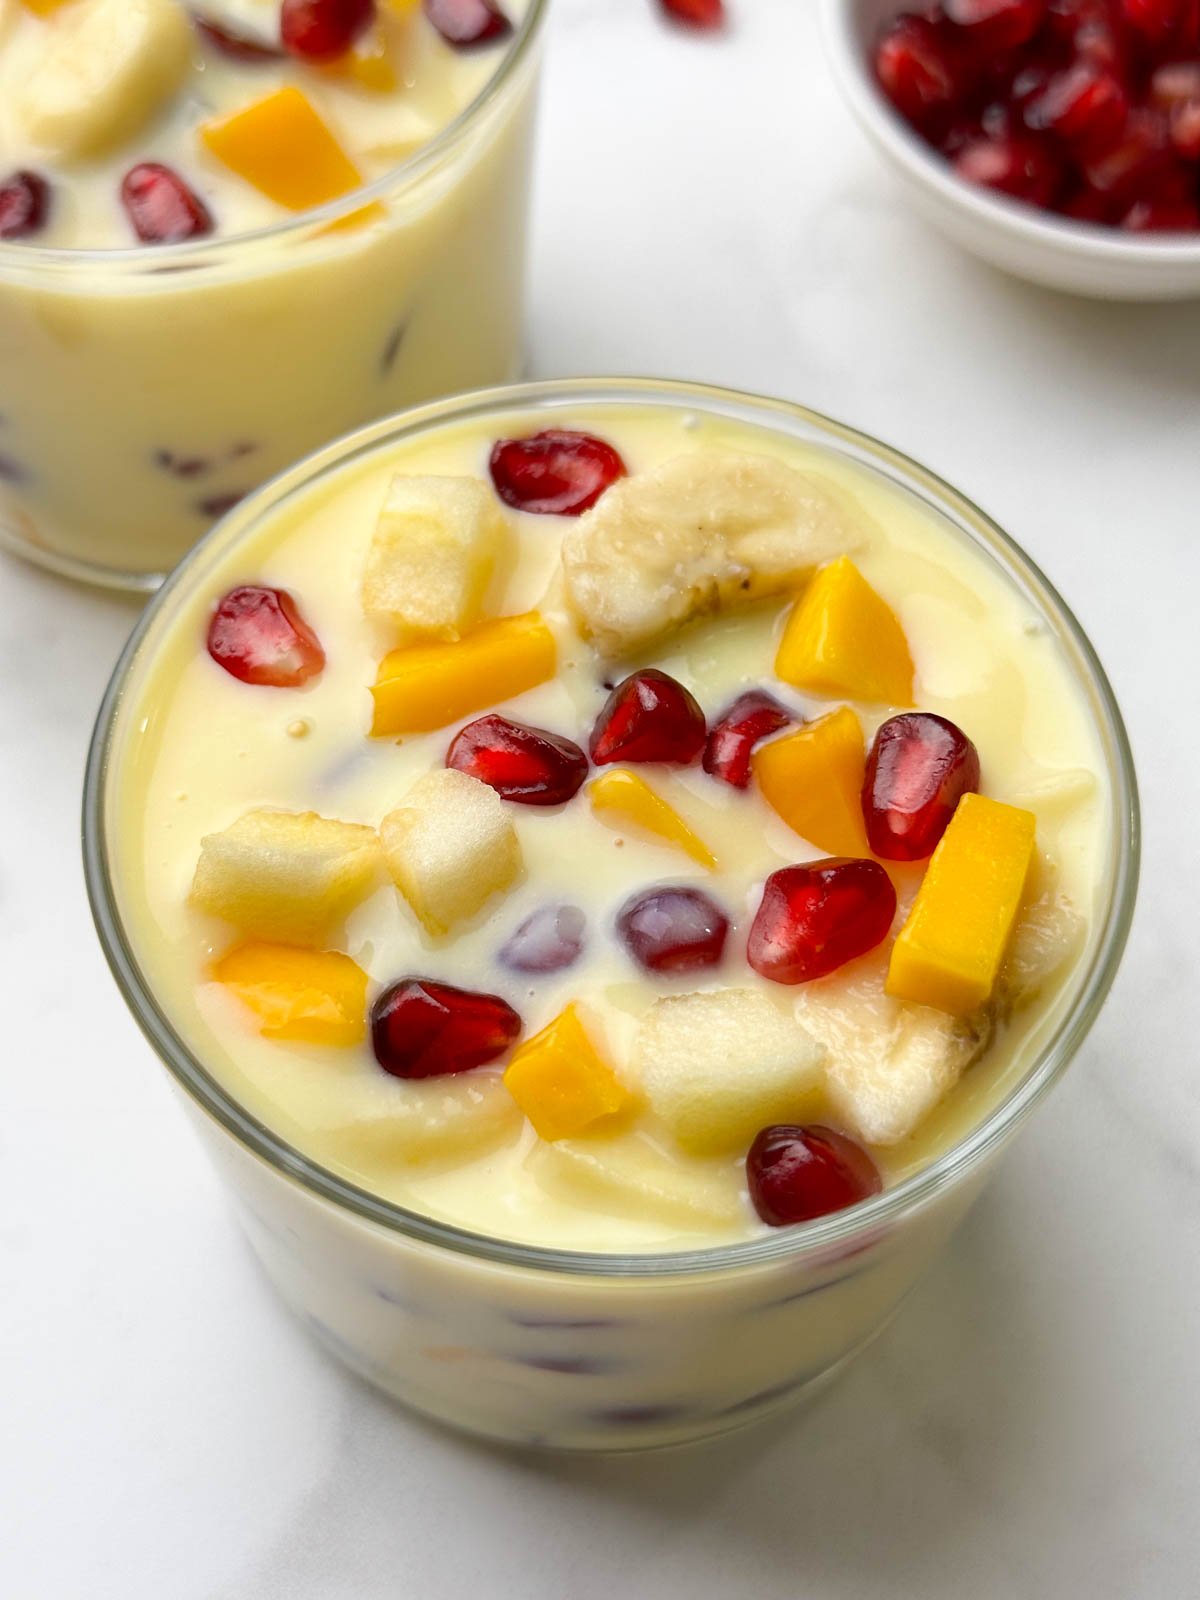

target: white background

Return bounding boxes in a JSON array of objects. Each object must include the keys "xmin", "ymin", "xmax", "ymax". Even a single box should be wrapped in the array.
[{"xmin": 3, "ymin": 2, "xmax": 1198, "ymax": 1595}]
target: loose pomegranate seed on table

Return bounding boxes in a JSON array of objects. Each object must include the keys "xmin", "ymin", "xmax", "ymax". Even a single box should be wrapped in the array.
[
  {"xmin": 747, "ymin": 1125, "xmax": 883, "ymax": 1227},
  {"xmin": 446, "ymin": 714, "xmax": 589, "ymax": 805},
  {"xmin": 747, "ymin": 860, "xmax": 897, "ymax": 986},
  {"xmin": 206, "ymin": 586, "xmax": 326, "ymax": 687},
  {"xmin": 120, "ymin": 164, "xmax": 214, "ymax": 245},
  {"xmin": 371, "ymin": 979, "xmax": 521, "ymax": 1079},
  {"xmin": 281, "ymin": 0, "xmax": 375, "ymax": 61},
  {"xmin": 488, "ymin": 430, "xmax": 627, "ymax": 516},
  {"xmin": 658, "ymin": 0, "xmax": 727, "ymax": 30},
  {"xmin": 424, "ymin": 0, "xmax": 513, "ymax": 49},
  {"xmin": 616, "ymin": 887, "xmax": 730, "ymax": 974},
  {"xmin": 499, "ymin": 905, "xmax": 587, "ymax": 973},
  {"xmin": 0, "ymin": 172, "xmax": 51, "ymax": 241},
  {"xmin": 863, "ymin": 712, "xmax": 981, "ymax": 860},
  {"xmin": 703, "ymin": 690, "xmax": 793, "ymax": 788},
  {"xmin": 590, "ymin": 669, "xmax": 707, "ymax": 766}
]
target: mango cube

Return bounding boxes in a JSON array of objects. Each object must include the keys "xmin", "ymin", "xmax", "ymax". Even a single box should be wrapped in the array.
[
  {"xmin": 776, "ymin": 556, "xmax": 914, "ymax": 706},
  {"xmin": 18, "ymin": 0, "xmax": 77, "ymax": 13},
  {"xmin": 753, "ymin": 706, "xmax": 870, "ymax": 856},
  {"xmin": 380, "ymin": 768, "xmax": 520, "ymax": 934},
  {"xmin": 214, "ymin": 943, "xmax": 368, "ymax": 1047},
  {"xmin": 370, "ymin": 611, "xmax": 556, "ymax": 736},
  {"xmin": 588, "ymin": 769, "xmax": 716, "ymax": 868},
  {"xmin": 201, "ymin": 87, "xmax": 364, "ymax": 211},
  {"xmin": 504, "ymin": 1004, "xmax": 631, "ymax": 1141},
  {"xmin": 887, "ymin": 793, "xmax": 1037, "ymax": 1016}
]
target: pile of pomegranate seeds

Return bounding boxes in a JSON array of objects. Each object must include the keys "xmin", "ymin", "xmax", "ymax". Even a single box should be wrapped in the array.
[
  {"xmin": 489, "ymin": 429, "xmax": 627, "ymax": 516},
  {"xmin": 747, "ymin": 1125, "xmax": 882, "ymax": 1226},
  {"xmin": 874, "ymin": 1, "xmax": 1200, "ymax": 229},
  {"xmin": 371, "ymin": 978, "xmax": 522, "ymax": 1078},
  {"xmin": 446, "ymin": 714, "xmax": 589, "ymax": 805},
  {"xmin": 0, "ymin": 172, "xmax": 51, "ymax": 241},
  {"xmin": 747, "ymin": 859, "xmax": 897, "ymax": 985},
  {"xmin": 590, "ymin": 669, "xmax": 707, "ymax": 765},
  {"xmin": 206, "ymin": 585, "xmax": 326, "ymax": 686},
  {"xmin": 281, "ymin": 0, "xmax": 375, "ymax": 61},
  {"xmin": 121, "ymin": 164, "xmax": 214, "ymax": 245},
  {"xmin": 616, "ymin": 886, "xmax": 730, "ymax": 973},
  {"xmin": 424, "ymin": 0, "xmax": 512, "ymax": 49}
]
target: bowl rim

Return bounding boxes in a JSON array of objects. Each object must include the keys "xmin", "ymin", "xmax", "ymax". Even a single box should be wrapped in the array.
[{"xmin": 83, "ymin": 375, "xmax": 1141, "ymax": 1279}]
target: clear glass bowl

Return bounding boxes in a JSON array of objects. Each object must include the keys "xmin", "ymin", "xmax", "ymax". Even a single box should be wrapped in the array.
[
  {"xmin": 83, "ymin": 378, "xmax": 1139, "ymax": 1452},
  {"xmin": 0, "ymin": 0, "xmax": 547, "ymax": 592}
]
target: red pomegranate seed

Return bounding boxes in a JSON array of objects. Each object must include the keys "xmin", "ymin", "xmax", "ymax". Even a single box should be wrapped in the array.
[
  {"xmin": 590, "ymin": 669, "xmax": 707, "ymax": 766},
  {"xmin": 1121, "ymin": 0, "xmax": 1186, "ymax": 43},
  {"xmin": 0, "ymin": 171, "xmax": 51, "ymax": 240},
  {"xmin": 658, "ymin": 0, "xmax": 725, "ymax": 28},
  {"xmin": 424, "ymin": 0, "xmax": 512, "ymax": 48},
  {"xmin": 206, "ymin": 585, "xmax": 326, "ymax": 687},
  {"xmin": 371, "ymin": 978, "xmax": 521, "ymax": 1079},
  {"xmin": 1150, "ymin": 59, "xmax": 1200, "ymax": 106},
  {"xmin": 747, "ymin": 1125, "xmax": 882, "ymax": 1227},
  {"xmin": 488, "ymin": 429, "xmax": 626, "ymax": 516},
  {"xmin": 1121, "ymin": 193, "xmax": 1200, "ymax": 226},
  {"xmin": 945, "ymin": 0, "xmax": 1046, "ymax": 52},
  {"xmin": 1081, "ymin": 108, "xmax": 1172, "ymax": 198},
  {"xmin": 499, "ymin": 905, "xmax": 586, "ymax": 973},
  {"xmin": 281, "ymin": 0, "xmax": 374, "ymax": 61},
  {"xmin": 874, "ymin": 14, "xmax": 968, "ymax": 126},
  {"xmin": 193, "ymin": 15, "xmax": 283, "ymax": 59},
  {"xmin": 1023, "ymin": 63, "xmax": 1128, "ymax": 150},
  {"xmin": 703, "ymin": 690, "xmax": 793, "ymax": 789},
  {"xmin": 953, "ymin": 132, "xmax": 1064, "ymax": 203},
  {"xmin": 446, "ymin": 714, "xmax": 588, "ymax": 805},
  {"xmin": 747, "ymin": 860, "xmax": 897, "ymax": 986},
  {"xmin": 120, "ymin": 164, "xmax": 213, "ymax": 244},
  {"xmin": 616, "ymin": 887, "xmax": 729, "ymax": 974},
  {"xmin": 863, "ymin": 712, "xmax": 981, "ymax": 860},
  {"xmin": 1168, "ymin": 96, "xmax": 1200, "ymax": 157}
]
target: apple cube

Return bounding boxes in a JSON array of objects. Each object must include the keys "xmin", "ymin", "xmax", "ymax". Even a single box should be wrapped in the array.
[
  {"xmin": 380, "ymin": 768, "xmax": 520, "ymax": 935},
  {"xmin": 998, "ymin": 873, "xmax": 1085, "ymax": 1013},
  {"xmin": 526, "ymin": 1132, "xmax": 745, "ymax": 1232},
  {"xmin": 308, "ymin": 1071, "xmax": 523, "ymax": 1167}
]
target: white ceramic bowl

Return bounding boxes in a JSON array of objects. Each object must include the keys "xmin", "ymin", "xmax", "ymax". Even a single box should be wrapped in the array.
[{"xmin": 822, "ymin": 0, "xmax": 1200, "ymax": 299}]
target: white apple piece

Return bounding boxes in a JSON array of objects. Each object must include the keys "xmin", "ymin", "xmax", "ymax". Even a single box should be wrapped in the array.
[
  {"xmin": 380, "ymin": 768, "xmax": 520, "ymax": 935},
  {"xmin": 527, "ymin": 1133, "xmax": 745, "ymax": 1232}
]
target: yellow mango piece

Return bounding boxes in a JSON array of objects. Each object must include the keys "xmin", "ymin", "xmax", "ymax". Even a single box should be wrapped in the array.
[
  {"xmin": 887, "ymin": 793, "xmax": 1037, "ymax": 1016},
  {"xmin": 588, "ymin": 769, "xmax": 716, "ymax": 869},
  {"xmin": 370, "ymin": 611, "xmax": 556, "ymax": 736},
  {"xmin": 504, "ymin": 1004, "xmax": 631, "ymax": 1142},
  {"xmin": 19, "ymin": 0, "xmax": 77, "ymax": 14},
  {"xmin": 214, "ymin": 943, "xmax": 368, "ymax": 1046},
  {"xmin": 776, "ymin": 556, "xmax": 914, "ymax": 706},
  {"xmin": 753, "ymin": 706, "xmax": 870, "ymax": 856},
  {"xmin": 200, "ymin": 87, "xmax": 364, "ymax": 211}
]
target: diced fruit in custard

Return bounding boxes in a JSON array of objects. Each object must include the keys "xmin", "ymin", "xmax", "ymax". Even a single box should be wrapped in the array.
[
  {"xmin": 997, "ymin": 865, "xmax": 1085, "ymax": 1011},
  {"xmin": 17, "ymin": 0, "xmax": 192, "ymax": 160},
  {"xmin": 423, "ymin": 0, "xmax": 512, "ymax": 48},
  {"xmin": 0, "ymin": 171, "xmax": 50, "ymax": 241},
  {"xmin": 446, "ymin": 715, "xmax": 588, "ymax": 805},
  {"xmin": 703, "ymin": 690, "xmax": 793, "ymax": 788},
  {"xmin": 589, "ymin": 669, "xmax": 707, "ymax": 766},
  {"xmin": 362, "ymin": 474, "xmax": 507, "ymax": 639},
  {"xmin": 370, "ymin": 612, "xmax": 556, "ymax": 736},
  {"xmin": 380, "ymin": 768, "xmax": 520, "ymax": 934},
  {"xmin": 201, "ymin": 88, "xmax": 364, "ymax": 210},
  {"xmin": 526, "ymin": 1132, "xmax": 743, "ymax": 1231},
  {"xmin": 489, "ymin": 429, "xmax": 627, "ymax": 516},
  {"xmin": 588, "ymin": 769, "xmax": 716, "ymax": 868},
  {"xmin": 207, "ymin": 585, "xmax": 326, "ymax": 687},
  {"xmin": 887, "ymin": 792, "xmax": 1037, "ymax": 1015},
  {"xmin": 747, "ymin": 860, "xmax": 897, "ymax": 986},
  {"xmin": 746, "ymin": 1125, "xmax": 882, "ymax": 1227},
  {"xmin": 776, "ymin": 557, "xmax": 914, "ymax": 706},
  {"xmin": 635, "ymin": 989, "xmax": 825, "ymax": 1156},
  {"xmin": 863, "ymin": 712, "xmax": 980, "ymax": 861},
  {"xmin": 371, "ymin": 977, "xmax": 521, "ymax": 1078},
  {"xmin": 190, "ymin": 809, "xmax": 382, "ymax": 945},
  {"xmin": 616, "ymin": 887, "xmax": 729, "ymax": 974},
  {"xmin": 659, "ymin": 0, "xmax": 726, "ymax": 29},
  {"xmin": 329, "ymin": 25, "xmax": 399, "ymax": 90},
  {"xmin": 193, "ymin": 13, "xmax": 285, "ymax": 61},
  {"xmin": 561, "ymin": 452, "xmax": 851, "ymax": 658},
  {"xmin": 16, "ymin": 1, "xmax": 78, "ymax": 14},
  {"xmin": 308, "ymin": 1071, "xmax": 522, "ymax": 1165},
  {"xmin": 753, "ymin": 706, "xmax": 871, "ymax": 857},
  {"xmin": 499, "ymin": 904, "xmax": 586, "ymax": 973},
  {"xmin": 213, "ymin": 942, "xmax": 368, "ymax": 1045},
  {"xmin": 504, "ymin": 1004, "xmax": 631, "ymax": 1141},
  {"xmin": 120, "ymin": 163, "xmax": 214, "ymax": 244},
  {"xmin": 281, "ymin": 0, "xmax": 374, "ymax": 60}
]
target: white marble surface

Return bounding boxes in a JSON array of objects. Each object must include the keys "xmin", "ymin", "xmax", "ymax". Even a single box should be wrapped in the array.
[{"xmin": 2, "ymin": 2, "xmax": 1197, "ymax": 1595}]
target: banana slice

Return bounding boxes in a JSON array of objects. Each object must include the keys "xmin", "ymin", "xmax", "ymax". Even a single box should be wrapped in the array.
[
  {"xmin": 560, "ymin": 451, "xmax": 853, "ymax": 658},
  {"xmin": 18, "ymin": 0, "xmax": 192, "ymax": 162}
]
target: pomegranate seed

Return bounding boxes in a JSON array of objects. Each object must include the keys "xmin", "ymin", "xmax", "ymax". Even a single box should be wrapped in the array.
[
  {"xmin": 1121, "ymin": 193, "xmax": 1200, "ymax": 225},
  {"xmin": 499, "ymin": 905, "xmax": 586, "ymax": 973},
  {"xmin": 953, "ymin": 132, "xmax": 1064, "ymax": 203},
  {"xmin": 747, "ymin": 1125, "xmax": 882, "ymax": 1227},
  {"xmin": 1059, "ymin": 182, "xmax": 1114, "ymax": 221},
  {"xmin": 874, "ymin": 14, "xmax": 968, "ymax": 127},
  {"xmin": 703, "ymin": 690, "xmax": 793, "ymax": 789},
  {"xmin": 1168, "ymin": 96, "xmax": 1200, "ymax": 156},
  {"xmin": 590, "ymin": 669, "xmax": 707, "ymax": 766},
  {"xmin": 371, "ymin": 978, "xmax": 521, "ymax": 1079},
  {"xmin": 1081, "ymin": 107, "xmax": 1172, "ymax": 198},
  {"xmin": 446, "ymin": 714, "xmax": 588, "ymax": 805},
  {"xmin": 193, "ymin": 15, "xmax": 283, "ymax": 59},
  {"xmin": 281, "ymin": 0, "xmax": 374, "ymax": 61},
  {"xmin": 863, "ymin": 712, "xmax": 981, "ymax": 860},
  {"xmin": 658, "ymin": 0, "xmax": 725, "ymax": 28},
  {"xmin": 747, "ymin": 860, "xmax": 897, "ymax": 986},
  {"xmin": 488, "ymin": 429, "xmax": 626, "ymax": 516},
  {"xmin": 0, "ymin": 171, "xmax": 51, "ymax": 241},
  {"xmin": 1121, "ymin": 0, "xmax": 1185, "ymax": 43},
  {"xmin": 206, "ymin": 586, "xmax": 326, "ymax": 687},
  {"xmin": 616, "ymin": 887, "xmax": 729, "ymax": 974},
  {"xmin": 120, "ymin": 164, "xmax": 213, "ymax": 244},
  {"xmin": 1023, "ymin": 63, "xmax": 1128, "ymax": 150},
  {"xmin": 423, "ymin": 0, "xmax": 512, "ymax": 48},
  {"xmin": 1150, "ymin": 59, "xmax": 1200, "ymax": 106},
  {"xmin": 944, "ymin": 0, "xmax": 1046, "ymax": 52}
]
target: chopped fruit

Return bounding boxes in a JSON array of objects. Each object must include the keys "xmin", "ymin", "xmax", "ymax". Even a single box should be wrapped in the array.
[
  {"xmin": 527, "ymin": 1132, "xmax": 743, "ymax": 1230},
  {"xmin": 561, "ymin": 452, "xmax": 850, "ymax": 658},
  {"xmin": 616, "ymin": 886, "xmax": 729, "ymax": 974},
  {"xmin": 370, "ymin": 611, "xmax": 556, "ymax": 736},
  {"xmin": 747, "ymin": 859, "xmax": 897, "ymax": 986},
  {"xmin": 120, "ymin": 163, "xmax": 214, "ymax": 245},
  {"xmin": 1121, "ymin": 194, "xmax": 1200, "ymax": 228},
  {"xmin": 703, "ymin": 690, "xmax": 793, "ymax": 788},
  {"xmin": 753, "ymin": 706, "xmax": 870, "ymax": 857},
  {"xmin": 206, "ymin": 585, "xmax": 326, "ymax": 688},
  {"xmin": 953, "ymin": 133, "xmax": 1063, "ymax": 204},
  {"xmin": 489, "ymin": 429, "xmax": 627, "ymax": 516},
  {"xmin": 201, "ymin": 87, "xmax": 364, "ymax": 211},
  {"xmin": 635, "ymin": 989, "xmax": 825, "ymax": 1155},
  {"xmin": 193, "ymin": 16, "xmax": 284, "ymax": 61},
  {"xmin": 944, "ymin": 0, "xmax": 1046, "ymax": 51},
  {"xmin": 16, "ymin": 0, "xmax": 79, "ymax": 13},
  {"xmin": 863, "ymin": 711, "xmax": 981, "ymax": 861},
  {"xmin": 589, "ymin": 669, "xmax": 707, "ymax": 767},
  {"xmin": 1121, "ymin": 0, "xmax": 1185, "ymax": 41},
  {"xmin": 588, "ymin": 769, "xmax": 716, "ymax": 868},
  {"xmin": 504, "ymin": 1004, "xmax": 630, "ymax": 1141},
  {"xmin": 312, "ymin": 1072, "xmax": 521, "ymax": 1165},
  {"xmin": 371, "ymin": 977, "xmax": 521, "ymax": 1078},
  {"xmin": 997, "ymin": 857, "xmax": 1085, "ymax": 1009},
  {"xmin": 361, "ymin": 474, "xmax": 507, "ymax": 639},
  {"xmin": 775, "ymin": 557, "xmax": 914, "ymax": 706},
  {"xmin": 330, "ymin": 26, "xmax": 399, "ymax": 90},
  {"xmin": 281, "ymin": 0, "xmax": 375, "ymax": 60},
  {"xmin": 213, "ymin": 942, "xmax": 368, "ymax": 1045},
  {"xmin": 446, "ymin": 715, "xmax": 588, "ymax": 805},
  {"xmin": 887, "ymin": 792, "xmax": 1037, "ymax": 1015},
  {"xmin": 190, "ymin": 809, "xmax": 382, "ymax": 944},
  {"xmin": 1022, "ymin": 63, "xmax": 1127, "ymax": 150},
  {"xmin": 0, "ymin": 171, "xmax": 50, "ymax": 241},
  {"xmin": 874, "ymin": 13, "xmax": 965, "ymax": 128},
  {"xmin": 659, "ymin": 0, "xmax": 726, "ymax": 28},
  {"xmin": 423, "ymin": 0, "xmax": 512, "ymax": 48},
  {"xmin": 499, "ymin": 905, "xmax": 586, "ymax": 973},
  {"xmin": 746, "ymin": 1125, "xmax": 882, "ymax": 1227},
  {"xmin": 380, "ymin": 768, "xmax": 520, "ymax": 934}
]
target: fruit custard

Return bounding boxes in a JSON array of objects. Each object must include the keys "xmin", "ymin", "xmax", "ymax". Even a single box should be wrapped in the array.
[{"xmin": 0, "ymin": 0, "xmax": 542, "ymax": 585}]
